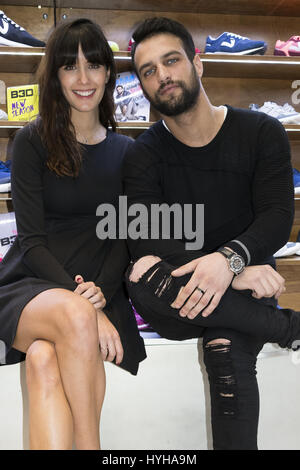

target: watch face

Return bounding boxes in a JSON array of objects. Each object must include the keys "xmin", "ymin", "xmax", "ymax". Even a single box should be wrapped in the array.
[{"xmin": 230, "ymin": 255, "xmax": 245, "ymax": 274}]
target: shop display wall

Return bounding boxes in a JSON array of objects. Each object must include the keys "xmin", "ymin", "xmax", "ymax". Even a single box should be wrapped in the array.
[{"xmin": 0, "ymin": 0, "xmax": 300, "ymax": 306}]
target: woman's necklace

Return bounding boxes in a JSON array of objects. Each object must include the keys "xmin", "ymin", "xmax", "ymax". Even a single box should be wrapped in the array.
[{"xmin": 76, "ymin": 126, "xmax": 107, "ymax": 145}]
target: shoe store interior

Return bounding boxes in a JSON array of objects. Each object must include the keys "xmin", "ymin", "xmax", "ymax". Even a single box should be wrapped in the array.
[{"xmin": 0, "ymin": 0, "xmax": 300, "ymax": 451}]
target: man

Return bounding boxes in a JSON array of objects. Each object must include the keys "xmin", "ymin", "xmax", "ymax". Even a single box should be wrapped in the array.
[{"xmin": 122, "ymin": 17, "xmax": 298, "ymax": 450}]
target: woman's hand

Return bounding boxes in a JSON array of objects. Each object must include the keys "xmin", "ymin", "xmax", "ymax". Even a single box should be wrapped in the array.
[
  {"xmin": 96, "ymin": 309, "xmax": 124, "ymax": 365},
  {"xmin": 74, "ymin": 275, "xmax": 106, "ymax": 310},
  {"xmin": 74, "ymin": 275, "xmax": 123, "ymax": 363}
]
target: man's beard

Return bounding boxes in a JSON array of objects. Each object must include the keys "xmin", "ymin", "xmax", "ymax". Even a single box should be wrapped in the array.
[{"xmin": 145, "ymin": 66, "xmax": 200, "ymax": 117}]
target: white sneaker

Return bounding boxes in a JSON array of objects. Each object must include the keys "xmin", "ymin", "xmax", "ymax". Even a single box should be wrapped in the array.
[
  {"xmin": 281, "ymin": 103, "xmax": 300, "ymax": 124},
  {"xmin": 0, "ymin": 182, "xmax": 11, "ymax": 193},
  {"xmin": 274, "ymin": 242, "xmax": 300, "ymax": 257},
  {"xmin": 0, "ymin": 109, "xmax": 8, "ymax": 120},
  {"xmin": 251, "ymin": 101, "xmax": 300, "ymax": 124}
]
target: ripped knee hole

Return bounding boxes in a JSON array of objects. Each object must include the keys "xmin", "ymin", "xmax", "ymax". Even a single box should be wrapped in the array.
[{"xmin": 129, "ymin": 256, "xmax": 162, "ymax": 283}]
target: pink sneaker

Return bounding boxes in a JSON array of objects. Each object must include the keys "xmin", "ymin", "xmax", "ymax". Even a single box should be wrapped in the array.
[{"xmin": 274, "ymin": 36, "xmax": 300, "ymax": 56}]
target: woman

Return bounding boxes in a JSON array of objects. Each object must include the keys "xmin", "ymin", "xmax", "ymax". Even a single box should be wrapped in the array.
[{"xmin": 0, "ymin": 18, "xmax": 146, "ymax": 450}]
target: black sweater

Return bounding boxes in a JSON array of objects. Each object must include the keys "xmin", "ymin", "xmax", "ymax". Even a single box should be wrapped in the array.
[
  {"xmin": 11, "ymin": 123, "xmax": 132, "ymax": 301},
  {"xmin": 122, "ymin": 105, "xmax": 294, "ymax": 266}
]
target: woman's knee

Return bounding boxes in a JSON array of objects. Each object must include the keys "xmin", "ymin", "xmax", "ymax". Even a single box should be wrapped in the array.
[
  {"xmin": 26, "ymin": 340, "xmax": 61, "ymax": 393},
  {"xmin": 55, "ymin": 294, "xmax": 98, "ymax": 342}
]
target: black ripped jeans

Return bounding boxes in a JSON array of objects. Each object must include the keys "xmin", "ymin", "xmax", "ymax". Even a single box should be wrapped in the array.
[{"xmin": 125, "ymin": 259, "xmax": 300, "ymax": 450}]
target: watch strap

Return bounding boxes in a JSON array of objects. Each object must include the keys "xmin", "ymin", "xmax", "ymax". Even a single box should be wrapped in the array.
[{"xmin": 217, "ymin": 247, "xmax": 235, "ymax": 260}]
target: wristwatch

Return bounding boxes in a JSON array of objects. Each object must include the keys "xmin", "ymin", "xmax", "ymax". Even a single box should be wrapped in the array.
[{"xmin": 217, "ymin": 247, "xmax": 245, "ymax": 276}]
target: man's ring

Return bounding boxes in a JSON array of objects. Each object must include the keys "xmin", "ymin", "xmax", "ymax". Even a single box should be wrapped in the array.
[{"xmin": 196, "ymin": 287, "xmax": 205, "ymax": 294}]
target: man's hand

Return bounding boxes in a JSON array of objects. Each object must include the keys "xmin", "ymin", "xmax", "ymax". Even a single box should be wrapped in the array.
[
  {"xmin": 74, "ymin": 275, "xmax": 106, "ymax": 310},
  {"xmin": 170, "ymin": 253, "xmax": 234, "ymax": 319},
  {"xmin": 96, "ymin": 309, "xmax": 124, "ymax": 365},
  {"xmin": 231, "ymin": 265, "xmax": 286, "ymax": 300}
]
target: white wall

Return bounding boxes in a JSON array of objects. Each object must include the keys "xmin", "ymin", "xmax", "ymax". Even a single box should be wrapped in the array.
[{"xmin": 0, "ymin": 339, "xmax": 299, "ymax": 450}]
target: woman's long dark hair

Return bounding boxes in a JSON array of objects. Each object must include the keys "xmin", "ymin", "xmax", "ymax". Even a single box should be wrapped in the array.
[{"xmin": 37, "ymin": 18, "xmax": 117, "ymax": 177}]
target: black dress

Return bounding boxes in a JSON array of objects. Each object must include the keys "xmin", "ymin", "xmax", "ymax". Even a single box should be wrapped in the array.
[{"xmin": 0, "ymin": 122, "xmax": 146, "ymax": 374}]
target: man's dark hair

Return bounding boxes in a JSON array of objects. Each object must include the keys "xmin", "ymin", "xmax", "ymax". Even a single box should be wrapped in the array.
[{"xmin": 131, "ymin": 17, "xmax": 196, "ymax": 72}]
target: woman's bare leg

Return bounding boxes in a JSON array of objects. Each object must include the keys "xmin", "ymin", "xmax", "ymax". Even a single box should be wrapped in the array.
[
  {"xmin": 26, "ymin": 340, "xmax": 73, "ymax": 449},
  {"xmin": 13, "ymin": 288, "xmax": 105, "ymax": 450}
]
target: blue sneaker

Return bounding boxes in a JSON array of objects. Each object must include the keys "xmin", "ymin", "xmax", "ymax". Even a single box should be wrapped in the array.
[
  {"xmin": 0, "ymin": 160, "xmax": 11, "ymax": 193},
  {"xmin": 0, "ymin": 11, "xmax": 45, "ymax": 47},
  {"xmin": 293, "ymin": 168, "xmax": 300, "ymax": 195},
  {"xmin": 205, "ymin": 32, "xmax": 267, "ymax": 55},
  {"xmin": 0, "ymin": 160, "xmax": 11, "ymax": 172}
]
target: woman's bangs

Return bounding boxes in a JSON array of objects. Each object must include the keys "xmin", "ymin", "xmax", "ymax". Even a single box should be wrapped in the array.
[
  {"xmin": 55, "ymin": 31, "xmax": 81, "ymax": 68},
  {"xmin": 80, "ymin": 33, "xmax": 110, "ymax": 66},
  {"xmin": 52, "ymin": 21, "xmax": 113, "ymax": 71}
]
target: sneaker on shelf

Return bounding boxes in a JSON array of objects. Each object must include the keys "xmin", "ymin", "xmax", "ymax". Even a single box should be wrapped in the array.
[
  {"xmin": 0, "ymin": 109, "xmax": 8, "ymax": 120},
  {"xmin": 3, "ymin": 159, "xmax": 11, "ymax": 170},
  {"xmin": 205, "ymin": 32, "xmax": 267, "ymax": 55},
  {"xmin": 281, "ymin": 103, "xmax": 300, "ymax": 124},
  {"xmin": 0, "ymin": 163, "xmax": 11, "ymax": 192},
  {"xmin": 108, "ymin": 40, "xmax": 119, "ymax": 52},
  {"xmin": 128, "ymin": 37, "xmax": 134, "ymax": 51},
  {"xmin": 274, "ymin": 36, "xmax": 300, "ymax": 56},
  {"xmin": 0, "ymin": 10, "xmax": 45, "ymax": 47},
  {"xmin": 0, "ymin": 178, "xmax": 10, "ymax": 193},
  {"xmin": 274, "ymin": 242, "xmax": 300, "ymax": 257},
  {"xmin": 249, "ymin": 101, "xmax": 300, "ymax": 124},
  {"xmin": 293, "ymin": 168, "xmax": 300, "ymax": 195},
  {"xmin": 0, "ymin": 160, "xmax": 11, "ymax": 172}
]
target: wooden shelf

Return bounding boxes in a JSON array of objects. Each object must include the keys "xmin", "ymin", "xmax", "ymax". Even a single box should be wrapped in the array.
[
  {"xmin": 276, "ymin": 255, "xmax": 300, "ymax": 308},
  {"xmin": 1, "ymin": 120, "xmax": 300, "ymax": 139},
  {"xmin": 0, "ymin": 193, "xmax": 12, "ymax": 201},
  {"xmin": 0, "ymin": 47, "xmax": 44, "ymax": 73},
  {"xmin": 201, "ymin": 54, "xmax": 300, "ymax": 80},
  {"xmin": 114, "ymin": 52, "xmax": 300, "ymax": 80},
  {"xmin": 3, "ymin": 0, "xmax": 300, "ymax": 16},
  {"xmin": 276, "ymin": 255, "xmax": 300, "ymax": 266},
  {"xmin": 286, "ymin": 125, "xmax": 300, "ymax": 141},
  {"xmin": 1, "ymin": 47, "xmax": 300, "ymax": 79},
  {"xmin": 0, "ymin": 121, "xmax": 26, "ymax": 138}
]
